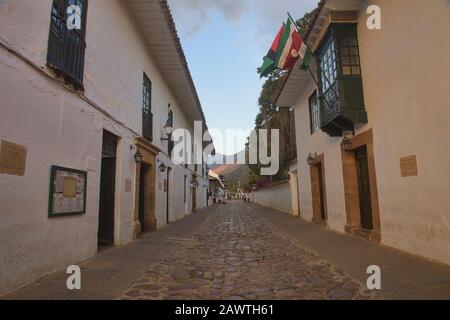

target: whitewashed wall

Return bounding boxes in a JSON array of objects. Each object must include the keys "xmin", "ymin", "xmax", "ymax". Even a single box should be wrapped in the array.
[
  {"xmin": 0, "ymin": 0, "xmax": 209, "ymax": 295},
  {"xmin": 254, "ymin": 182, "xmax": 293, "ymax": 214},
  {"xmin": 292, "ymin": 0, "xmax": 450, "ymax": 265}
]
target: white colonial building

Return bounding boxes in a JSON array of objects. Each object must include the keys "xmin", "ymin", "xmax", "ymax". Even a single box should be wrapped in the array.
[
  {"xmin": 278, "ymin": 0, "xmax": 450, "ymax": 265},
  {"xmin": 0, "ymin": 0, "xmax": 211, "ymax": 296}
]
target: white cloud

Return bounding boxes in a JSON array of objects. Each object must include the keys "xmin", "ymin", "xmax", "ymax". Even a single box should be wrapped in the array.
[
  {"xmin": 169, "ymin": 0, "xmax": 317, "ymax": 43},
  {"xmin": 169, "ymin": 0, "xmax": 249, "ymax": 38}
]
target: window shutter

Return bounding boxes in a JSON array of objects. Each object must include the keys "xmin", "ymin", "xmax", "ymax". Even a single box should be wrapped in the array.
[
  {"xmin": 142, "ymin": 73, "xmax": 153, "ymax": 142},
  {"xmin": 47, "ymin": 0, "xmax": 88, "ymax": 89}
]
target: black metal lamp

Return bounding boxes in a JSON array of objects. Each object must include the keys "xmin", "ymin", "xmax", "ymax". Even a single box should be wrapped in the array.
[
  {"xmin": 134, "ymin": 150, "xmax": 143, "ymax": 164},
  {"xmin": 164, "ymin": 119, "xmax": 173, "ymax": 136},
  {"xmin": 190, "ymin": 178, "xmax": 199, "ymax": 188},
  {"xmin": 158, "ymin": 160, "xmax": 167, "ymax": 173},
  {"xmin": 341, "ymin": 136, "xmax": 353, "ymax": 152},
  {"xmin": 307, "ymin": 153, "xmax": 315, "ymax": 166}
]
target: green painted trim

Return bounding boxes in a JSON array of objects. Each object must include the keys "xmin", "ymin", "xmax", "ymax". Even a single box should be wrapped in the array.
[{"xmin": 48, "ymin": 165, "xmax": 88, "ymax": 218}]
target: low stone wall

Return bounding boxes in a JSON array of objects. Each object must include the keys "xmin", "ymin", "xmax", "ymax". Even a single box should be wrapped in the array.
[{"xmin": 253, "ymin": 181, "xmax": 292, "ymax": 214}]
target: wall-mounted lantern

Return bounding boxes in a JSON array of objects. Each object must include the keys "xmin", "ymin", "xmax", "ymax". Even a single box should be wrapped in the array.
[
  {"xmin": 163, "ymin": 119, "xmax": 173, "ymax": 137},
  {"xmin": 341, "ymin": 136, "xmax": 353, "ymax": 152},
  {"xmin": 157, "ymin": 160, "xmax": 167, "ymax": 173},
  {"xmin": 307, "ymin": 153, "xmax": 317, "ymax": 166},
  {"xmin": 190, "ymin": 179, "xmax": 199, "ymax": 188},
  {"xmin": 161, "ymin": 107, "xmax": 174, "ymax": 141},
  {"xmin": 134, "ymin": 150, "xmax": 143, "ymax": 164}
]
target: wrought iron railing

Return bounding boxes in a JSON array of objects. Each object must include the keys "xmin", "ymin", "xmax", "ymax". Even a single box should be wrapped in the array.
[
  {"xmin": 320, "ymin": 82, "xmax": 341, "ymax": 125},
  {"xmin": 142, "ymin": 110, "xmax": 153, "ymax": 142},
  {"xmin": 47, "ymin": 7, "xmax": 86, "ymax": 89}
]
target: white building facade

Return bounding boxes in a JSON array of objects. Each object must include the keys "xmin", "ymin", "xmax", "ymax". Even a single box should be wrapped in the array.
[
  {"xmin": 278, "ymin": 0, "xmax": 450, "ymax": 265},
  {"xmin": 0, "ymin": 0, "xmax": 210, "ymax": 296}
]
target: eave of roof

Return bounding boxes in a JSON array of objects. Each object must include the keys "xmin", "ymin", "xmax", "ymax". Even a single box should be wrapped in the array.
[
  {"xmin": 125, "ymin": 0, "xmax": 206, "ymax": 124},
  {"xmin": 275, "ymin": 59, "xmax": 317, "ymax": 107}
]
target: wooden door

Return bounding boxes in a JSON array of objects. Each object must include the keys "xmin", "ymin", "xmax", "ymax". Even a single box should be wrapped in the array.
[
  {"xmin": 317, "ymin": 163, "xmax": 326, "ymax": 221},
  {"xmin": 138, "ymin": 163, "xmax": 148, "ymax": 232},
  {"xmin": 166, "ymin": 167, "xmax": 171, "ymax": 224},
  {"xmin": 98, "ymin": 132, "xmax": 117, "ymax": 246},
  {"xmin": 355, "ymin": 146, "xmax": 373, "ymax": 230}
]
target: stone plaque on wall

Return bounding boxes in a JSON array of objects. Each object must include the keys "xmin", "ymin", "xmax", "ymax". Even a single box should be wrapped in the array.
[
  {"xmin": 0, "ymin": 139, "xmax": 27, "ymax": 176},
  {"xmin": 400, "ymin": 155, "xmax": 418, "ymax": 177}
]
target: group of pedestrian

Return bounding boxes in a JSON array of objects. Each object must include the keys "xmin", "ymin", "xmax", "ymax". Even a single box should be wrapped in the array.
[{"xmin": 243, "ymin": 193, "xmax": 251, "ymax": 203}]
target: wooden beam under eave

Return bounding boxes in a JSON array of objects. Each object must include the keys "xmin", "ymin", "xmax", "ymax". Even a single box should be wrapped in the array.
[{"xmin": 329, "ymin": 10, "xmax": 359, "ymax": 23}]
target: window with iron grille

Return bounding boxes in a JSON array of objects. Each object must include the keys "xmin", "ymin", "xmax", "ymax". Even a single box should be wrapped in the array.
[
  {"xmin": 47, "ymin": 0, "xmax": 88, "ymax": 89},
  {"xmin": 309, "ymin": 91, "xmax": 320, "ymax": 134},
  {"xmin": 319, "ymin": 36, "xmax": 338, "ymax": 93},
  {"xmin": 142, "ymin": 73, "xmax": 153, "ymax": 142}
]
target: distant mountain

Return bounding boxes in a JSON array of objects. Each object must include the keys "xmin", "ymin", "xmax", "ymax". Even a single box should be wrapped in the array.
[
  {"xmin": 222, "ymin": 165, "xmax": 250, "ymax": 185},
  {"xmin": 207, "ymin": 150, "xmax": 250, "ymax": 187},
  {"xmin": 207, "ymin": 150, "xmax": 246, "ymax": 170}
]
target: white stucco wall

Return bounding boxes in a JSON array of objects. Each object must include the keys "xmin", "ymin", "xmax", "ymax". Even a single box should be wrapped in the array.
[
  {"xmin": 254, "ymin": 183, "xmax": 293, "ymax": 214},
  {"xmin": 293, "ymin": 80, "xmax": 350, "ymax": 233},
  {"xmin": 0, "ymin": 49, "xmax": 137, "ymax": 295},
  {"xmin": 357, "ymin": 0, "xmax": 450, "ymax": 263},
  {"xmin": 293, "ymin": 0, "xmax": 450, "ymax": 265},
  {"xmin": 0, "ymin": 0, "xmax": 209, "ymax": 295}
]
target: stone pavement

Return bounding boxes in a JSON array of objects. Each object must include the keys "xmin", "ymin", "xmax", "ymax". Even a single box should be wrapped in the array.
[
  {"xmin": 5, "ymin": 201, "xmax": 450, "ymax": 300},
  {"xmin": 255, "ymin": 204, "xmax": 450, "ymax": 300},
  {"xmin": 121, "ymin": 201, "xmax": 376, "ymax": 300},
  {"xmin": 4, "ymin": 208, "xmax": 212, "ymax": 300}
]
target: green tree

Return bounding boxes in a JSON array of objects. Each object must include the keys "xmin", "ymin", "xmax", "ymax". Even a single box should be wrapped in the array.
[{"xmin": 248, "ymin": 10, "xmax": 315, "ymax": 185}]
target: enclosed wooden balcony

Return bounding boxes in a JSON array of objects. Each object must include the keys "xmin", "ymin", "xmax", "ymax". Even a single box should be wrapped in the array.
[{"xmin": 317, "ymin": 23, "xmax": 368, "ymax": 137}]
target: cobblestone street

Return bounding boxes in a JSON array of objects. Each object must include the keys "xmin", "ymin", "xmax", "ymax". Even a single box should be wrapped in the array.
[
  {"xmin": 121, "ymin": 201, "xmax": 377, "ymax": 300},
  {"xmin": 7, "ymin": 201, "xmax": 450, "ymax": 300}
]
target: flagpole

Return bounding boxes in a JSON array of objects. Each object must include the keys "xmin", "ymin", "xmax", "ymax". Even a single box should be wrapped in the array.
[{"xmin": 287, "ymin": 12, "xmax": 298, "ymax": 30}]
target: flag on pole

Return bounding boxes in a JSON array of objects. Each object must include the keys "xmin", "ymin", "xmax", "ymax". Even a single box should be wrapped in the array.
[
  {"xmin": 276, "ymin": 17, "xmax": 301, "ymax": 70},
  {"xmin": 277, "ymin": 15, "xmax": 312, "ymax": 71},
  {"xmin": 259, "ymin": 24, "xmax": 285, "ymax": 78},
  {"xmin": 259, "ymin": 15, "xmax": 313, "ymax": 77}
]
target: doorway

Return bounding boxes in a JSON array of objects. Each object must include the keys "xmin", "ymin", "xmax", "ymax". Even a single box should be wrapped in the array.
[
  {"xmin": 139, "ymin": 163, "xmax": 149, "ymax": 232},
  {"xmin": 317, "ymin": 162, "xmax": 326, "ymax": 221},
  {"xmin": 166, "ymin": 167, "xmax": 171, "ymax": 224},
  {"xmin": 290, "ymin": 170, "xmax": 300, "ymax": 216},
  {"xmin": 98, "ymin": 131, "xmax": 118, "ymax": 247},
  {"xmin": 310, "ymin": 154, "xmax": 327, "ymax": 225},
  {"xmin": 192, "ymin": 175, "xmax": 197, "ymax": 213},
  {"xmin": 355, "ymin": 146, "xmax": 373, "ymax": 230},
  {"xmin": 341, "ymin": 129, "xmax": 381, "ymax": 242}
]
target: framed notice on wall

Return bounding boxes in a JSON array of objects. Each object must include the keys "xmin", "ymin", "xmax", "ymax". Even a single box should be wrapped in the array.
[{"xmin": 49, "ymin": 166, "xmax": 87, "ymax": 217}]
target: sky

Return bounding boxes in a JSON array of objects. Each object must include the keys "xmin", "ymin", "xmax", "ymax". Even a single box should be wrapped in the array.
[{"xmin": 169, "ymin": 0, "xmax": 317, "ymax": 155}]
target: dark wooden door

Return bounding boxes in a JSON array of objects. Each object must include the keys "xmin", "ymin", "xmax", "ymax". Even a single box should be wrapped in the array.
[
  {"xmin": 317, "ymin": 163, "xmax": 326, "ymax": 221},
  {"xmin": 139, "ymin": 164, "xmax": 148, "ymax": 232},
  {"xmin": 98, "ymin": 132, "xmax": 117, "ymax": 246},
  {"xmin": 166, "ymin": 168, "xmax": 171, "ymax": 224},
  {"xmin": 356, "ymin": 146, "xmax": 373, "ymax": 230}
]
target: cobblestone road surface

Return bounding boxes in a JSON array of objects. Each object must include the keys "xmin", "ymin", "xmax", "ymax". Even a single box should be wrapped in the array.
[{"xmin": 121, "ymin": 201, "xmax": 379, "ymax": 300}]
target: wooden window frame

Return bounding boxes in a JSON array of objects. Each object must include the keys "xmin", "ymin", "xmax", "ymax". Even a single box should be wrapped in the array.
[
  {"xmin": 47, "ymin": 0, "xmax": 89, "ymax": 90},
  {"xmin": 168, "ymin": 109, "xmax": 174, "ymax": 155},
  {"xmin": 309, "ymin": 91, "xmax": 320, "ymax": 134},
  {"xmin": 142, "ymin": 73, "xmax": 153, "ymax": 142}
]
